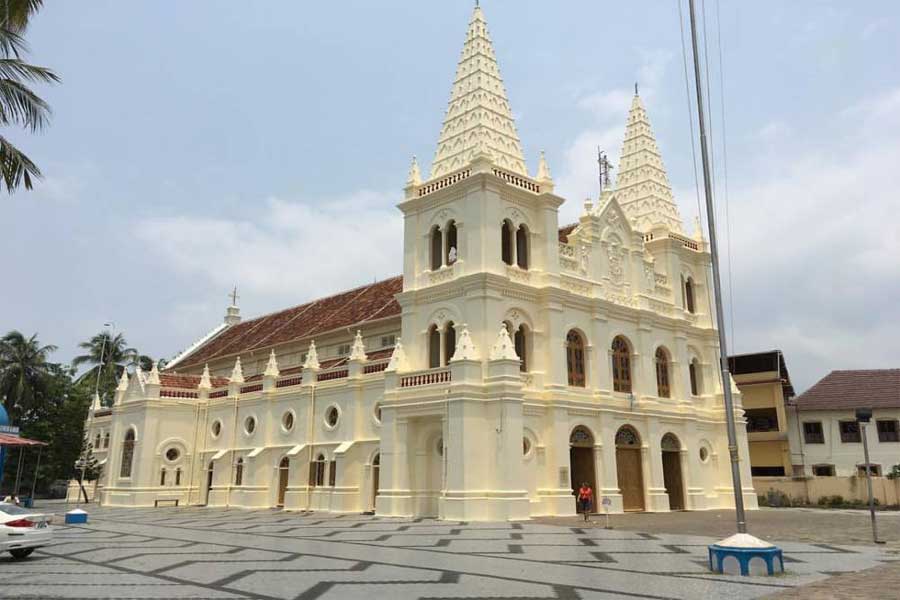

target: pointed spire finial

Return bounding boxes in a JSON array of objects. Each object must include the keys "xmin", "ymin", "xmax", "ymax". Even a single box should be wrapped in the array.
[
  {"xmin": 450, "ymin": 324, "xmax": 478, "ymax": 362},
  {"xmin": 198, "ymin": 364, "xmax": 212, "ymax": 390},
  {"xmin": 349, "ymin": 330, "xmax": 367, "ymax": 362},
  {"xmin": 303, "ymin": 340, "xmax": 320, "ymax": 370},
  {"xmin": 229, "ymin": 356, "xmax": 245, "ymax": 384},
  {"xmin": 147, "ymin": 361, "xmax": 161, "ymax": 385},
  {"xmin": 536, "ymin": 150, "xmax": 553, "ymax": 183},
  {"xmin": 406, "ymin": 155, "xmax": 422, "ymax": 187},
  {"xmin": 385, "ymin": 340, "xmax": 409, "ymax": 372},
  {"xmin": 635, "ymin": 82, "xmax": 639, "ymax": 95},
  {"xmin": 490, "ymin": 322, "xmax": 519, "ymax": 361},
  {"xmin": 117, "ymin": 368, "xmax": 129, "ymax": 391},
  {"xmin": 264, "ymin": 350, "xmax": 280, "ymax": 378}
]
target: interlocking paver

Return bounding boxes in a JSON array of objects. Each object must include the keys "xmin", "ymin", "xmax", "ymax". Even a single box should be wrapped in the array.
[{"xmin": 0, "ymin": 504, "xmax": 892, "ymax": 599}]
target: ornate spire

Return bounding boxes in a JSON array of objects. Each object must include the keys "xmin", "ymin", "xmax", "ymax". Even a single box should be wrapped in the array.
[
  {"xmin": 229, "ymin": 356, "xmax": 245, "ymax": 384},
  {"xmin": 406, "ymin": 155, "xmax": 422, "ymax": 187},
  {"xmin": 693, "ymin": 215, "xmax": 705, "ymax": 241},
  {"xmin": 385, "ymin": 341, "xmax": 409, "ymax": 372},
  {"xmin": 614, "ymin": 91, "xmax": 683, "ymax": 232},
  {"xmin": 535, "ymin": 150, "xmax": 553, "ymax": 184},
  {"xmin": 429, "ymin": 4, "xmax": 527, "ymax": 179},
  {"xmin": 264, "ymin": 350, "xmax": 280, "ymax": 378},
  {"xmin": 349, "ymin": 330, "xmax": 367, "ymax": 362},
  {"xmin": 198, "ymin": 364, "xmax": 212, "ymax": 390},
  {"xmin": 450, "ymin": 324, "xmax": 478, "ymax": 362},
  {"xmin": 489, "ymin": 323, "xmax": 519, "ymax": 361},
  {"xmin": 303, "ymin": 341, "xmax": 320, "ymax": 370},
  {"xmin": 147, "ymin": 361, "xmax": 160, "ymax": 385},
  {"xmin": 117, "ymin": 368, "xmax": 129, "ymax": 391}
]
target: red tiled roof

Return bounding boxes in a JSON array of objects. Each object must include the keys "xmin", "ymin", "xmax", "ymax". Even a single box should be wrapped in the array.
[
  {"xmin": 159, "ymin": 373, "xmax": 229, "ymax": 389},
  {"xmin": 172, "ymin": 277, "xmax": 403, "ymax": 370},
  {"xmin": 559, "ymin": 223, "xmax": 578, "ymax": 243},
  {"xmin": 794, "ymin": 369, "xmax": 900, "ymax": 411}
]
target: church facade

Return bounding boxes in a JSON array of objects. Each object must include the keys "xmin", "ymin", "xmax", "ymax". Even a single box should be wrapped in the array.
[{"xmin": 83, "ymin": 6, "xmax": 757, "ymax": 520}]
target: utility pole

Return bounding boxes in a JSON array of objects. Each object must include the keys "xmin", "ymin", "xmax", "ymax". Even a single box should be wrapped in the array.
[{"xmin": 856, "ymin": 408, "xmax": 884, "ymax": 544}]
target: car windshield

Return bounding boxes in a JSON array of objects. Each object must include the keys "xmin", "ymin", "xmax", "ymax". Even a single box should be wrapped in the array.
[{"xmin": 0, "ymin": 503, "xmax": 32, "ymax": 515}]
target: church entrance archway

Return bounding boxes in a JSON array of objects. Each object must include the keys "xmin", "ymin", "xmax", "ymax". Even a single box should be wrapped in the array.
[
  {"xmin": 569, "ymin": 426, "xmax": 596, "ymax": 513},
  {"xmin": 204, "ymin": 461, "xmax": 214, "ymax": 506},
  {"xmin": 615, "ymin": 425, "xmax": 645, "ymax": 512},
  {"xmin": 371, "ymin": 453, "xmax": 380, "ymax": 511},
  {"xmin": 276, "ymin": 457, "xmax": 290, "ymax": 507},
  {"xmin": 661, "ymin": 433, "xmax": 685, "ymax": 511}
]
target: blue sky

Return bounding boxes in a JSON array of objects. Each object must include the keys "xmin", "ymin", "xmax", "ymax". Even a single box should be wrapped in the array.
[{"xmin": 2, "ymin": 1, "xmax": 899, "ymax": 392}]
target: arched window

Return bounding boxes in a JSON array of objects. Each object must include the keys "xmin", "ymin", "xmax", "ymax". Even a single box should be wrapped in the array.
[
  {"xmin": 120, "ymin": 429, "xmax": 135, "ymax": 478},
  {"xmin": 234, "ymin": 457, "xmax": 244, "ymax": 486},
  {"xmin": 430, "ymin": 225, "xmax": 443, "ymax": 271},
  {"xmin": 655, "ymin": 347, "xmax": 670, "ymax": 398},
  {"xmin": 103, "ymin": 432, "xmax": 110, "ymax": 448},
  {"xmin": 428, "ymin": 325, "xmax": 441, "ymax": 369},
  {"xmin": 611, "ymin": 336, "xmax": 632, "ymax": 393},
  {"xmin": 566, "ymin": 330, "xmax": 586, "ymax": 387},
  {"xmin": 501, "ymin": 220, "xmax": 513, "ymax": 265},
  {"xmin": 329, "ymin": 459, "xmax": 337, "ymax": 487},
  {"xmin": 175, "ymin": 467, "xmax": 182, "ymax": 486},
  {"xmin": 689, "ymin": 359, "xmax": 701, "ymax": 396},
  {"xmin": 444, "ymin": 321, "xmax": 456, "ymax": 365},
  {"xmin": 160, "ymin": 468, "xmax": 167, "ymax": 486},
  {"xmin": 315, "ymin": 454, "xmax": 326, "ymax": 487},
  {"xmin": 94, "ymin": 433, "xmax": 101, "ymax": 449},
  {"xmin": 515, "ymin": 325, "xmax": 528, "ymax": 372},
  {"xmin": 445, "ymin": 220, "xmax": 458, "ymax": 265},
  {"xmin": 685, "ymin": 278, "xmax": 695, "ymax": 313},
  {"xmin": 516, "ymin": 225, "xmax": 529, "ymax": 269}
]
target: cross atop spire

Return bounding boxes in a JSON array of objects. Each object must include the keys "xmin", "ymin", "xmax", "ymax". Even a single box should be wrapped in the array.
[
  {"xmin": 613, "ymin": 91, "xmax": 683, "ymax": 232},
  {"xmin": 429, "ymin": 4, "xmax": 528, "ymax": 180},
  {"xmin": 229, "ymin": 286, "xmax": 239, "ymax": 307}
]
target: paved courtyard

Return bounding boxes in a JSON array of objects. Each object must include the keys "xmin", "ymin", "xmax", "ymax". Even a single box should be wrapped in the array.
[{"xmin": 0, "ymin": 505, "xmax": 895, "ymax": 599}]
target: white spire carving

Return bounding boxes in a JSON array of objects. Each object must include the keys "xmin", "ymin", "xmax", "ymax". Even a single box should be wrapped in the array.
[
  {"xmin": 614, "ymin": 89, "xmax": 683, "ymax": 232},
  {"xmin": 429, "ymin": 4, "xmax": 528, "ymax": 179},
  {"xmin": 693, "ymin": 215, "xmax": 706, "ymax": 241},
  {"xmin": 535, "ymin": 150, "xmax": 553, "ymax": 183},
  {"xmin": 264, "ymin": 350, "xmax": 280, "ymax": 378},
  {"xmin": 134, "ymin": 364, "xmax": 145, "ymax": 384},
  {"xmin": 406, "ymin": 155, "xmax": 422, "ymax": 187},
  {"xmin": 229, "ymin": 356, "xmax": 245, "ymax": 384},
  {"xmin": 349, "ymin": 330, "xmax": 367, "ymax": 362},
  {"xmin": 117, "ymin": 368, "xmax": 129, "ymax": 391},
  {"xmin": 450, "ymin": 325, "xmax": 478, "ymax": 362},
  {"xmin": 198, "ymin": 364, "xmax": 212, "ymax": 390},
  {"xmin": 385, "ymin": 341, "xmax": 409, "ymax": 372},
  {"xmin": 147, "ymin": 361, "xmax": 160, "ymax": 385},
  {"xmin": 303, "ymin": 341, "xmax": 320, "ymax": 370},
  {"xmin": 91, "ymin": 391, "xmax": 102, "ymax": 411},
  {"xmin": 490, "ymin": 323, "xmax": 519, "ymax": 361}
]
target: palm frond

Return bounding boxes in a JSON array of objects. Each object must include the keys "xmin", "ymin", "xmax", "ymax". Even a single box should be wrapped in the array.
[
  {"xmin": 0, "ymin": 133, "xmax": 40, "ymax": 191},
  {"xmin": 1, "ymin": 0, "xmax": 43, "ymax": 33},
  {"xmin": 0, "ymin": 77, "xmax": 51, "ymax": 130},
  {"xmin": 0, "ymin": 26, "xmax": 28, "ymax": 58},
  {"xmin": 0, "ymin": 58, "xmax": 57, "ymax": 83}
]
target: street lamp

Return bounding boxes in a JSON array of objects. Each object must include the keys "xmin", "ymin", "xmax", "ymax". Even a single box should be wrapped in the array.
[
  {"xmin": 855, "ymin": 407, "xmax": 885, "ymax": 544},
  {"xmin": 80, "ymin": 322, "xmax": 114, "ymax": 503}
]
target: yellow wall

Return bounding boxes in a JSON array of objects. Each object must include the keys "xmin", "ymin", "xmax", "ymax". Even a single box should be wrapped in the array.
[{"xmin": 735, "ymin": 373, "xmax": 792, "ymax": 473}]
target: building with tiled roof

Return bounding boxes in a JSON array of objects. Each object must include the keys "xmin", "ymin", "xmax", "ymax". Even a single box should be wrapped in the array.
[
  {"xmin": 786, "ymin": 369, "xmax": 900, "ymax": 477},
  {"xmin": 84, "ymin": 5, "xmax": 755, "ymax": 519}
]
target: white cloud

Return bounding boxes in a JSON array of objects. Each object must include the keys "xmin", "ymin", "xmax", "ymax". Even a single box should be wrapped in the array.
[{"xmin": 135, "ymin": 189, "xmax": 403, "ymax": 311}]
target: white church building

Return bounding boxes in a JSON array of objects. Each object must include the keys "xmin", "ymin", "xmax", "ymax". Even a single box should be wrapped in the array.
[{"xmin": 83, "ymin": 6, "xmax": 756, "ymax": 520}]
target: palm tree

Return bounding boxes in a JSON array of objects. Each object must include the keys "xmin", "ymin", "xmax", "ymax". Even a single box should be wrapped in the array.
[
  {"xmin": 0, "ymin": 0, "xmax": 59, "ymax": 192},
  {"xmin": 72, "ymin": 332, "xmax": 136, "ymax": 385},
  {"xmin": 0, "ymin": 330, "xmax": 57, "ymax": 419}
]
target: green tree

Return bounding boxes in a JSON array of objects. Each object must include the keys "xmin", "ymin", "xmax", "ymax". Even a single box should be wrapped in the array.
[
  {"xmin": 0, "ymin": 0, "xmax": 59, "ymax": 192},
  {"xmin": 0, "ymin": 330, "xmax": 56, "ymax": 421},
  {"xmin": 73, "ymin": 437, "xmax": 101, "ymax": 503},
  {"xmin": 72, "ymin": 332, "xmax": 152, "ymax": 405}
]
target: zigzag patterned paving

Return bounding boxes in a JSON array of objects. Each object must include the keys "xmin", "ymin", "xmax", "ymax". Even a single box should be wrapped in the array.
[{"xmin": 0, "ymin": 506, "xmax": 891, "ymax": 599}]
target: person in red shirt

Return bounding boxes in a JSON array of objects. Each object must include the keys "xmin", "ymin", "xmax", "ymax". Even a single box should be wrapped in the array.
[{"xmin": 577, "ymin": 482, "xmax": 593, "ymax": 521}]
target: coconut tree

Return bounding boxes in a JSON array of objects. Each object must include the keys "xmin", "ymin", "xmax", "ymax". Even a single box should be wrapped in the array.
[
  {"xmin": 0, "ymin": 330, "xmax": 57, "ymax": 420},
  {"xmin": 0, "ymin": 0, "xmax": 59, "ymax": 192},
  {"xmin": 72, "ymin": 332, "xmax": 154, "ymax": 401}
]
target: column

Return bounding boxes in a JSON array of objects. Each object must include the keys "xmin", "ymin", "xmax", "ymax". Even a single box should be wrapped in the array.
[{"xmin": 645, "ymin": 419, "xmax": 669, "ymax": 511}]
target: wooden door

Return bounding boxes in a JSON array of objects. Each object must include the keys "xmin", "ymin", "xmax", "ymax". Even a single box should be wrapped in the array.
[
  {"xmin": 662, "ymin": 451, "xmax": 685, "ymax": 510},
  {"xmin": 371, "ymin": 465, "xmax": 380, "ymax": 510},
  {"xmin": 277, "ymin": 466, "xmax": 289, "ymax": 507},
  {"xmin": 616, "ymin": 447, "xmax": 645, "ymax": 511},
  {"xmin": 569, "ymin": 447, "xmax": 596, "ymax": 509}
]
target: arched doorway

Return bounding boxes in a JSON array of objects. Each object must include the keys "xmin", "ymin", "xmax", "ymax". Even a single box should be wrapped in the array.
[
  {"xmin": 276, "ymin": 457, "xmax": 290, "ymax": 507},
  {"xmin": 569, "ymin": 426, "xmax": 596, "ymax": 513},
  {"xmin": 204, "ymin": 461, "xmax": 214, "ymax": 506},
  {"xmin": 615, "ymin": 425, "xmax": 645, "ymax": 511},
  {"xmin": 661, "ymin": 433, "xmax": 685, "ymax": 511},
  {"xmin": 371, "ymin": 453, "xmax": 380, "ymax": 511}
]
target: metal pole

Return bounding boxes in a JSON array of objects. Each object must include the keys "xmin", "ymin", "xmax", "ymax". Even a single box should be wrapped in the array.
[
  {"xmin": 29, "ymin": 445, "xmax": 42, "ymax": 500},
  {"xmin": 860, "ymin": 424, "xmax": 882, "ymax": 544},
  {"xmin": 81, "ymin": 325, "xmax": 111, "ymax": 489},
  {"xmin": 13, "ymin": 446, "xmax": 24, "ymax": 497},
  {"xmin": 687, "ymin": 0, "xmax": 746, "ymax": 533}
]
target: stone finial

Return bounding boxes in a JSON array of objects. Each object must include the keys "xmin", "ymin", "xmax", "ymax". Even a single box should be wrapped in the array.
[
  {"xmin": 583, "ymin": 197, "xmax": 593, "ymax": 215},
  {"xmin": 147, "ymin": 361, "xmax": 161, "ymax": 385},
  {"xmin": 117, "ymin": 368, "xmax": 129, "ymax": 391},
  {"xmin": 406, "ymin": 155, "xmax": 422, "ymax": 187},
  {"xmin": 303, "ymin": 341, "xmax": 320, "ymax": 370},
  {"xmin": 536, "ymin": 150, "xmax": 553, "ymax": 183},
  {"xmin": 91, "ymin": 391, "xmax": 102, "ymax": 411},
  {"xmin": 349, "ymin": 330, "xmax": 367, "ymax": 362},
  {"xmin": 693, "ymin": 215, "xmax": 705, "ymax": 241},
  {"xmin": 450, "ymin": 325, "xmax": 478, "ymax": 362},
  {"xmin": 490, "ymin": 323, "xmax": 519, "ymax": 361},
  {"xmin": 385, "ymin": 341, "xmax": 409, "ymax": 373},
  {"xmin": 264, "ymin": 350, "xmax": 280, "ymax": 378},
  {"xmin": 229, "ymin": 356, "xmax": 245, "ymax": 384},
  {"xmin": 134, "ymin": 364, "xmax": 146, "ymax": 384},
  {"xmin": 198, "ymin": 364, "xmax": 212, "ymax": 390}
]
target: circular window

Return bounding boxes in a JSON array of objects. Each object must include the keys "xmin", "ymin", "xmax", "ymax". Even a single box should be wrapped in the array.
[
  {"xmin": 324, "ymin": 405, "xmax": 340, "ymax": 429},
  {"xmin": 282, "ymin": 411, "xmax": 294, "ymax": 432},
  {"xmin": 211, "ymin": 420, "xmax": 222, "ymax": 438},
  {"xmin": 244, "ymin": 416, "xmax": 256, "ymax": 435},
  {"xmin": 373, "ymin": 402, "xmax": 382, "ymax": 425},
  {"xmin": 522, "ymin": 437, "xmax": 532, "ymax": 456},
  {"xmin": 699, "ymin": 446, "xmax": 710, "ymax": 463},
  {"xmin": 165, "ymin": 447, "xmax": 180, "ymax": 462}
]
